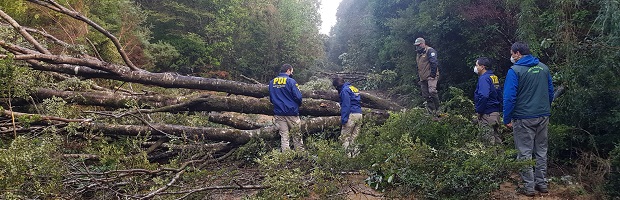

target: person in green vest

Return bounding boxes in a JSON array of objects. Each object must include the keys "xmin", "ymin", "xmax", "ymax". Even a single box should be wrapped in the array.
[{"xmin": 503, "ymin": 42, "xmax": 554, "ymax": 196}]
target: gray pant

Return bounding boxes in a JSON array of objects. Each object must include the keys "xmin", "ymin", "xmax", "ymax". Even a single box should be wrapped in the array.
[
  {"xmin": 419, "ymin": 78, "xmax": 440, "ymax": 114},
  {"xmin": 513, "ymin": 116, "xmax": 549, "ymax": 191},
  {"xmin": 478, "ymin": 112, "xmax": 502, "ymax": 145},
  {"xmin": 274, "ymin": 115, "xmax": 304, "ymax": 151},
  {"xmin": 340, "ymin": 113, "xmax": 362, "ymax": 157}
]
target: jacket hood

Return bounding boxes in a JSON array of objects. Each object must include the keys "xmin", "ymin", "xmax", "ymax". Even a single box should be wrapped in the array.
[
  {"xmin": 342, "ymin": 82, "xmax": 351, "ymax": 88},
  {"xmin": 515, "ymin": 55, "xmax": 540, "ymax": 67},
  {"xmin": 337, "ymin": 82, "xmax": 351, "ymax": 93}
]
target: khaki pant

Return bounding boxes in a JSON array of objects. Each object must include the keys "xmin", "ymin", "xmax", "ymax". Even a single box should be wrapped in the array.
[
  {"xmin": 419, "ymin": 77, "xmax": 440, "ymax": 114},
  {"xmin": 274, "ymin": 115, "xmax": 304, "ymax": 151},
  {"xmin": 478, "ymin": 112, "xmax": 502, "ymax": 145},
  {"xmin": 340, "ymin": 113, "xmax": 362, "ymax": 157}
]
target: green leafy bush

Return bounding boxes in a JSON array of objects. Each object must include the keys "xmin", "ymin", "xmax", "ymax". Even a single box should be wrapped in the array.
[
  {"xmin": 298, "ymin": 77, "xmax": 333, "ymax": 91},
  {"xmin": 355, "ymin": 109, "xmax": 528, "ymax": 199},
  {"xmin": 255, "ymin": 150, "xmax": 311, "ymax": 199},
  {"xmin": 364, "ymin": 70, "xmax": 398, "ymax": 90},
  {"xmin": 233, "ymin": 138, "xmax": 273, "ymax": 164},
  {"xmin": 0, "ymin": 135, "xmax": 66, "ymax": 199},
  {"xmin": 442, "ymin": 87, "xmax": 475, "ymax": 117},
  {"xmin": 254, "ymin": 138, "xmax": 349, "ymax": 199}
]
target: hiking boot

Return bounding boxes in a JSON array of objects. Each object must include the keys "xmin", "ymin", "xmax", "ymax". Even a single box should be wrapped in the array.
[
  {"xmin": 535, "ymin": 185, "xmax": 549, "ymax": 193},
  {"xmin": 517, "ymin": 188, "xmax": 535, "ymax": 197}
]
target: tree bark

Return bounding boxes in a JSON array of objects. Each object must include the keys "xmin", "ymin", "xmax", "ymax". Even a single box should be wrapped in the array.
[
  {"xmin": 32, "ymin": 88, "xmax": 390, "ymax": 118},
  {"xmin": 85, "ymin": 116, "xmax": 341, "ymax": 145}
]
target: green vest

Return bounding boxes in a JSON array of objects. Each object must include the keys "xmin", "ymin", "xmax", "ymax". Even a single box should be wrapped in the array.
[{"xmin": 511, "ymin": 62, "xmax": 551, "ymax": 118}]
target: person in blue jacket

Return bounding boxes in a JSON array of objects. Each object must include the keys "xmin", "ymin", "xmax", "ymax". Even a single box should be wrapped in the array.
[
  {"xmin": 503, "ymin": 42, "xmax": 554, "ymax": 196},
  {"xmin": 332, "ymin": 76, "xmax": 362, "ymax": 157},
  {"xmin": 269, "ymin": 64, "xmax": 304, "ymax": 152},
  {"xmin": 473, "ymin": 57, "xmax": 502, "ymax": 145}
]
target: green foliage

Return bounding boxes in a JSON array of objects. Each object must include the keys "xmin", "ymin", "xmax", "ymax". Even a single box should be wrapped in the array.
[
  {"xmin": 143, "ymin": 41, "xmax": 181, "ymax": 71},
  {"xmin": 41, "ymin": 96, "xmax": 72, "ymax": 118},
  {"xmin": 233, "ymin": 138, "xmax": 273, "ymax": 163},
  {"xmin": 16, "ymin": 114, "xmax": 41, "ymax": 129},
  {"xmin": 549, "ymin": 0, "xmax": 620, "ymax": 156},
  {"xmin": 56, "ymin": 77, "xmax": 95, "ymax": 91},
  {"xmin": 84, "ymin": 138, "xmax": 155, "ymax": 172},
  {"xmin": 0, "ymin": 135, "xmax": 66, "ymax": 198},
  {"xmin": 442, "ymin": 86, "xmax": 475, "ymax": 117},
  {"xmin": 0, "ymin": 0, "xmax": 28, "ymax": 21},
  {"xmin": 255, "ymin": 150, "xmax": 311, "ymax": 198},
  {"xmin": 306, "ymin": 138, "xmax": 355, "ymax": 171},
  {"xmin": 364, "ymin": 70, "xmax": 398, "ymax": 90},
  {"xmin": 298, "ymin": 77, "xmax": 333, "ymax": 91},
  {"xmin": 0, "ymin": 56, "xmax": 36, "ymax": 99},
  {"xmin": 253, "ymin": 137, "xmax": 351, "ymax": 199},
  {"xmin": 355, "ymin": 109, "xmax": 527, "ymax": 199},
  {"xmin": 138, "ymin": 0, "xmax": 324, "ymax": 81}
]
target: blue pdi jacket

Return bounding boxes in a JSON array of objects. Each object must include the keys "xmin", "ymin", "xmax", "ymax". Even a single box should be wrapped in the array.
[
  {"xmin": 503, "ymin": 55, "xmax": 554, "ymax": 124},
  {"xmin": 338, "ymin": 82, "xmax": 362, "ymax": 124},
  {"xmin": 269, "ymin": 73, "xmax": 303, "ymax": 116},
  {"xmin": 475, "ymin": 70, "xmax": 502, "ymax": 114}
]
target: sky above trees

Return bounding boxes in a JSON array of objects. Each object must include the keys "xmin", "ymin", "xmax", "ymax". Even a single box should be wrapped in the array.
[{"xmin": 319, "ymin": 0, "xmax": 342, "ymax": 35}]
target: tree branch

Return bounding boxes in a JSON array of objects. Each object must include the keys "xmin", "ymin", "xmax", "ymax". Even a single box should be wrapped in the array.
[
  {"xmin": 0, "ymin": 9, "xmax": 51, "ymax": 54},
  {"xmin": 27, "ymin": 0, "xmax": 140, "ymax": 71}
]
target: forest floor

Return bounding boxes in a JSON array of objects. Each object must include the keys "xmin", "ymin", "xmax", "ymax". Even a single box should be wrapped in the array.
[
  {"xmin": 335, "ymin": 174, "xmax": 594, "ymax": 200},
  {"xmin": 198, "ymin": 160, "xmax": 593, "ymax": 200}
]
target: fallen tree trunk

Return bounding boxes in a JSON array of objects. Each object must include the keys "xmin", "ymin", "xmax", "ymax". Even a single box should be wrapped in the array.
[
  {"xmin": 207, "ymin": 112, "xmax": 268, "ymax": 130},
  {"xmin": 1, "ymin": 40, "xmax": 400, "ymax": 110},
  {"xmin": 1, "ymin": 110, "xmax": 345, "ymax": 145},
  {"xmin": 85, "ymin": 116, "xmax": 342, "ymax": 145},
  {"xmin": 33, "ymin": 88, "xmax": 183, "ymax": 108},
  {"xmin": 32, "ymin": 88, "xmax": 390, "ymax": 118}
]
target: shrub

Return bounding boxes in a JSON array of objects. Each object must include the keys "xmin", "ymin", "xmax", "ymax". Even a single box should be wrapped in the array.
[
  {"xmin": 0, "ymin": 135, "xmax": 66, "ymax": 199},
  {"xmin": 356, "ymin": 109, "xmax": 528, "ymax": 199},
  {"xmin": 442, "ymin": 86, "xmax": 475, "ymax": 117},
  {"xmin": 299, "ymin": 77, "xmax": 333, "ymax": 91},
  {"xmin": 233, "ymin": 138, "xmax": 273, "ymax": 164},
  {"xmin": 254, "ymin": 138, "xmax": 350, "ymax": 199},
  {"xmin": 255, "ymin": 150, "xmax": 312, "ymax": 199}
]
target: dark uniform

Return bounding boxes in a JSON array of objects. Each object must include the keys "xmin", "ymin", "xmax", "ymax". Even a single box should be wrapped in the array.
[
  {"xmin": 416, "ymin": 46, "xmax": 440, "ymax": 114},
  {"xmin": 269, "ymin": 72, "xmax": 304, "ymax": 151}
]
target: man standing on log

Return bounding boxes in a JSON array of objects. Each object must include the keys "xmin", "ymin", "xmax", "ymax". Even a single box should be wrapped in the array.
[
  {"xmin": 332, "ymin": 76, "xmax": 363, "ymax": 157},
  {"xmin": 414, "ymin": 37, "xmax": 441, "ymax": 118},
  {"xmin": 269, "ymin": 64, "xmax": 304, "ymax": 152}
]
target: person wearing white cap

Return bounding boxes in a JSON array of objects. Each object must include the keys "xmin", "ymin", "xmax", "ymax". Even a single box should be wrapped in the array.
[{"xmin": 414, "ymin": 37, "xmax": 440, "ymax": 116}]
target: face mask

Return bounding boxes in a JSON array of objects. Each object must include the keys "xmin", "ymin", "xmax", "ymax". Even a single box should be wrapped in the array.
[
  {"xmin": 473, "ymin": 66, "xmax": 479, "ymax": 74},
  {"xmin": 416, "ymin": 46, "xmax": 425, "ymax": 53},
  {"xmin": 510, "ymin": 56, "xmax": 516, "ymax": 64}
]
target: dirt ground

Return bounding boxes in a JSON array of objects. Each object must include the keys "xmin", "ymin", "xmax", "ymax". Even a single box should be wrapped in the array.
[{"xmin": 339, "ymin": 176, "xmax": 594, "ymax": 200}]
